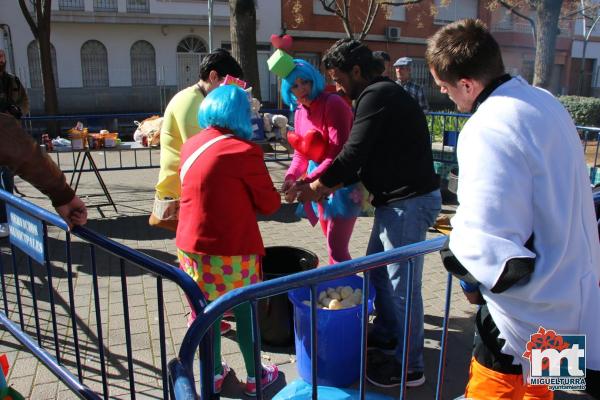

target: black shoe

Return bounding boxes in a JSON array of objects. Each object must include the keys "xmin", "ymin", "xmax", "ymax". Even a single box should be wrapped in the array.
[
  {"xmin": 406, "ymin": 371, "xmax": 426, "ymax": 387},
  {"xmin": 367, "ymin": 334, "xmax": 397, "ymax": 355},
  {"xmin": 366, "ymin": 357, "xmax": 425, "ymax": 388}
]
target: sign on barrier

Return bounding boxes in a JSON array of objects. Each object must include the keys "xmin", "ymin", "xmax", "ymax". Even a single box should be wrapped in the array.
[{"xmin": 7, "ymin": 205, "xmax": 45, "ymax": 264}]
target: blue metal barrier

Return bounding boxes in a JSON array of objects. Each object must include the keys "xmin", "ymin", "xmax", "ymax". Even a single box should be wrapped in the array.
[
  {"xmin": 427, "ymin": 113, "xmax": 600, "ymax": 186},
  {"xmin": 169, "ymin": 236, "xmax": 450, "ymax": 400},
  {"xmin": 22, "ymin": 112, "xmax": 160, "ymax": 139},
  {"xmin": 0, "ymin": 190, "xmax": 206, "ymax": 399},
  {"xmin": 427, "ymin": 112, "xmax": 468, "ymax": 182},
  {"xmin": 576, "ymin": 126, "xmax": 600, "ymax": 185},
  {"xmin": 24, "ymin": 111, "xmax": 292, "ymax": 173}
]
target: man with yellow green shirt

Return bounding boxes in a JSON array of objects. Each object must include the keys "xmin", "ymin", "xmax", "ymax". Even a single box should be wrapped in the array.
[{"xmin": 151, "ymin": 49, "xmax": 243, "ymax": 230}]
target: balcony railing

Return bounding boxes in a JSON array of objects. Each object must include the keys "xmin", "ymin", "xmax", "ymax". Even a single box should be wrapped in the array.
[
  {"xmin": 58, "ymin": 0, "xmax": 84, "ymax": 11},
  {"xmin": 127, "ymin": 0, "xmax": 149, "ymax": 13},
  {"xmin": 94, "ymin": 0, "xmax": 118, "ymax": 12}
]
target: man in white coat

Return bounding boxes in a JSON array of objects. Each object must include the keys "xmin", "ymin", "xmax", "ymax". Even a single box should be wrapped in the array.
[{"xmin": 426, "ymin": 19, "xmax": 600, "ymax": 399}]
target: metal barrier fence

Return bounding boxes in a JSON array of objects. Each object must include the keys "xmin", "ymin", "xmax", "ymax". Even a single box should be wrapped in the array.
[
  {"xmin": 0, "ymin": 190, "xmax": 207, "ymax": 399},
  {"xmin": 22, "ymin": 112, "xmax": 159, "ymax": 141},
  {"xmin": 426, "ymin": 113, "xmax": 600, "ymax": 186},
  {"xmin": 169, "ymin": 236, "xmax": 450, "ymax": 400},
  {"xmin": 22, "ymin": 111, "xmax": 293, "ymax": 173},
  {"xmin": 577, "ymin": 126, "xmax": 600, "ymax": 185},
  {"xmin": 426, "ymin": 112, "xmax": 469, "ymax": 183}
]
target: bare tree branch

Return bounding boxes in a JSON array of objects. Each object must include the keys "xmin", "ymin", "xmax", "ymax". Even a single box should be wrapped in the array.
[
  {"xmin": 498, "ymin": 0, "xmax": 537, "ymax": 41},
  {"xmin": 319, "ymin": 0, "xmax": 338, "ymax": 13},
  {"xmin": 18, "ymin": 0, "xmax": 39, "ymax": 39},
  {"xmin": 358, "ymin": 0, "xmax": 380, "ymax": 40}
]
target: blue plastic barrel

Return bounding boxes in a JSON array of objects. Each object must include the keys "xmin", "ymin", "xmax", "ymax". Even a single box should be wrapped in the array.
[{"xmin": 288, "ymin": 275, "xmax": 374, "ymax": 387}]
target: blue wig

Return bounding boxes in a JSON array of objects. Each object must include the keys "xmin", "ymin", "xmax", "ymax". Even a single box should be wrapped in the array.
[
  {"xmin": 198, "ymin": 85, "xmax": 252, "ymax": 140},
  {"xmin": 281, "ymin": 59, "xmax": 325, "ymax": 111}
]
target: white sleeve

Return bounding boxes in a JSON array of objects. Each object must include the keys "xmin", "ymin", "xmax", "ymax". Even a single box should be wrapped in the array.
[{"xmin": 449, "ymin": 123, "xmax": 536, "ymax": 290}]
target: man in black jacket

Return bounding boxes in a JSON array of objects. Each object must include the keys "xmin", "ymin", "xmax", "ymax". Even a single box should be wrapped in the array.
[{"xmin": 299, "ymin": 39, "xmax": 441, "ymax": 387}]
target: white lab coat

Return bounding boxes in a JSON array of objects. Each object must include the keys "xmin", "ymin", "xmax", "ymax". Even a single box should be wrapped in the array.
[{"xmin": 450, "ymin": 76, "xmax": 600, "ymax": 378}]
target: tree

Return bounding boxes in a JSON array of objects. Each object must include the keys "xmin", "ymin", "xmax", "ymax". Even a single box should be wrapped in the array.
[
  {"xmin": 493, "ymin": 0, "xmax": 565, "ymax": 89},
  {"xmin": 317, "ymin": 0, "xmax": 423, "ymax": 40},
  {"xmin": 312, "ymin": 0, "xmax": 573, "ymax": 91},
  {"xmin": 229, "ymin": 0, "xmax": 261, "ymax": 100},
  {"xmin": 18, "ymin": 0, "xmax": 59, "ymax": 116}
]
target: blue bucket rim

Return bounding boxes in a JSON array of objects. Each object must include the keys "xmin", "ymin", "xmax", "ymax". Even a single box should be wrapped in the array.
[{"xmin": 288, "ymin": 275, "xmax": 374, "ymax": 315}]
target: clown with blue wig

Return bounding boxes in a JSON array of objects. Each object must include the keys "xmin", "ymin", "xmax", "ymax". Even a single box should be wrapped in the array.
[
  {"xmin": 277, "ymin": 58, "xmax": 366, "ymax": 265},
  {"xmin": 175, "ymin": 84, "xmax": 281, "ymax": 395}
]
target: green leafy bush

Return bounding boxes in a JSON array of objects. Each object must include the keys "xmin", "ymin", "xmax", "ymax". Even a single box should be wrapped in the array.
[
  {"xmin": 426, "ymin": 112, "xmax": 469, "ymax": 142},
  {"xmin": 558, "ymin": 96, "xmax": 600, "ymax": 127}
]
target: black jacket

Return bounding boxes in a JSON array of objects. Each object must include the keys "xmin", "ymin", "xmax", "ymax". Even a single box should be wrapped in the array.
[{"xmin": 320, "ymin": 77, "xmax": 439, "ymax": 206}]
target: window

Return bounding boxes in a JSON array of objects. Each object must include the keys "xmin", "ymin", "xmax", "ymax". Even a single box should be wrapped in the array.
[
  {"xmin": 521, "ymin": 60, "xmax": 534, "ymax": 84},
  {"xmin": 176, "ymin": 36, "xmax": 208, "ymax": 89},
  {"xmin": 131, "ymin": 41, "xmax": 156, "ymax": 86},
  {"xmin": 27, "ymin": 41, "xmax": 59, "ymax": 89},
  {"xmin": 81, "ymin": 40, "xmax": 109, "ymax": 87},
  {"xmin": 313, "ymin": 0, "xmax": 334, "ymax": 15},
  {"xmin": 94, "ymin": 0, "xmax": 118, "ymax": 12},
  {"xmin": 384, "ymin": 5, "xmax": 406, "ymax": 21},
  {"xmin": 411, "ymin": 58, "xmax": 435, "ymax": 99},
  {"xmin": 176, "ymin": 36, "xmax": 207, "ymax": 53},
  {"xmin": 434, "ymin": 0, "xmax": 477, "ymax": 24},
  {"xmin": 59, "ymin": 0, "xmax": 84, "ymax": 11},
  {"xmin": 127, "ymin": 0, "xmax": 149, "ymax": 13},
  {"xmin": 295, "ymin": 52, "xmax": 320, "ymax": 69}
]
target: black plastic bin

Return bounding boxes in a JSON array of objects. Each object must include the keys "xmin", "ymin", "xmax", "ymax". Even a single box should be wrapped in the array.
[
  {"xmin": 448, "ymin": 167, "xmax": 459, "ymax": 194},
  {"xmin": 258, "ymin": 246, "xmax": 318, "ymax": 347}
]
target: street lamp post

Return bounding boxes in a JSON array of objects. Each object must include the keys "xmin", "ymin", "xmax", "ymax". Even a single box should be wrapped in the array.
[{"xmin": 208, "ymin": 0, "xmax": 214, "ymax": 53}]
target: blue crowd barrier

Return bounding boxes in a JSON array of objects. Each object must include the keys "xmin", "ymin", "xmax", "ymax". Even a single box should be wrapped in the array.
[
  {"xmin": 169, "ymin": 236, "xmax": 451, "ymax": 400},
  {"xmin": 24, "ymin": 111, "xmax": 600, "ymax": 184},
  {"xmin": 0, "ymin": 190, "xmax": 207, "ymax": 399},
  {"xmin": 2, "ymin": 112, "xmax": 600, "ymax": 399},
  {"xmin": 577, "ymin": 126, "xmax": 600, "ymax": 185},
  {"xmin": 426, "ymin": 113, "xmax": 600, "ymax": 186}
]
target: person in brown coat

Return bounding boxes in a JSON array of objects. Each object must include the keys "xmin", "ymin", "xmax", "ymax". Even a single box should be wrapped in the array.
[{"xmin": 0, "ymin": 113, "xmax": 87, "ymax": 229}]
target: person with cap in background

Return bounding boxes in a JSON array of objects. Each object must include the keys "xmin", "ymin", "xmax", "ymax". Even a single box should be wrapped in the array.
[
  {"xmin": 394, "ymin": 57, "xmax": 429, "ymax": 112},
  {"xmin": 373, "ymin": 51, "xmax": 391, "ymax": 78}
]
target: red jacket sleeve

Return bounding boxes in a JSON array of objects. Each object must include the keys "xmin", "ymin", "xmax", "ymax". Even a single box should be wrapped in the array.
[
  {"xmin": 243, "ymin": 145, "xmax": 281, "ymax": 215},
  {"xmin": 0, "ymin": 113, "xmax": 75, "ymax": 207}
]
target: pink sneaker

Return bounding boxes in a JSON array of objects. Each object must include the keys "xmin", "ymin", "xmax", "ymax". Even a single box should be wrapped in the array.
[
  {"xmin": 244, "ymin": 364, "xmax": 279, "ymax": 396},
  {"xmin": 213, "ymin": 362, "xmax": 230, "ymax": 394}
]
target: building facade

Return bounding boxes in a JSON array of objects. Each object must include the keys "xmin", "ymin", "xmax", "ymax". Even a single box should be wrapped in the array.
[
  {"xmin": 283, "ymin": 0, "xmax": 574, "ymax": 108},
  {"xmin": 0, "ymin": 1, "xmax": 585, "ymax": 115},
  {"xmin": 0, "ymin": 0, "xmax": 281, "ymax": 114},
  {"xmin": 571, "ymin": 7, "xmax": 600, "ymax": 97}
]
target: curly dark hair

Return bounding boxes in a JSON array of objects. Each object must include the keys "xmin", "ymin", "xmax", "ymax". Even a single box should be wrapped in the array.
[{"xmin": 322, "ymin": 39, "xmax": 382, "ymax": 80}]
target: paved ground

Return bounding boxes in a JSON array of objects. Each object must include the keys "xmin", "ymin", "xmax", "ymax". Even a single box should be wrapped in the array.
[{"xmin": 0, "ymin": 149, "xmax": 592, "ymax": 399}]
